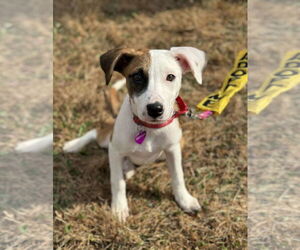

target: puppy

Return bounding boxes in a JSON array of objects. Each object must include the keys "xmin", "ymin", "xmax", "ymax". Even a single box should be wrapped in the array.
[{"xmin": 64, "ymin": 47, "xmax": 206, "ymax": 222}]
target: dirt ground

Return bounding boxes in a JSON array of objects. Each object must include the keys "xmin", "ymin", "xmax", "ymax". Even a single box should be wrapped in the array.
[{"xmin": 53, "ymin": 0, "xmax": 247, "ymax": 249}]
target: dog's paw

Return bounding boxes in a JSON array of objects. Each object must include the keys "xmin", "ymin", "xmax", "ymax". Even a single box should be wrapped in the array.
[
  {"xmin": 111, "ymin": 200, "xmax": 129, "ymax": 222},
  {"xmin": 175, "ymin": 192, "xmax": 201, "ymax": 214}
]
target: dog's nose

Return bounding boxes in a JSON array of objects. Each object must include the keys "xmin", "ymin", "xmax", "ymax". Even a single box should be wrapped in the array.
[{"xmin": 147, "ymin": 102, "xmax": 164, "ymax": 118}]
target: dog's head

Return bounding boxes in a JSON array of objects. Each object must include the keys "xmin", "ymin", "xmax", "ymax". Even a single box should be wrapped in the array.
[{"xmin": 100, "ymin": 47, "xmax": 206, "ymax": 123}]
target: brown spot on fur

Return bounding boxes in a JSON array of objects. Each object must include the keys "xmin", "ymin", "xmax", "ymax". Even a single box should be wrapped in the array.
[
  {"xmin": 96, "ymin": 121, "xmax": 114, "ymax": 146},
  {"xmin": 96, "ymin": 85, "xmax": 123, "ymax": 146},
  {"xmin": 100, "ymin": 48, "xmax": 150, "ymax": 85},
  {"xmin": 123, "ymin": 51, "xmax": 150, "ymax": 97},
  {"xmin": 103, "ymin": 87, "xmax": 120, "ymax": 118},
  {"xmin": 121, "ymin": 50, "xmax": 150, "ymax": 77}
]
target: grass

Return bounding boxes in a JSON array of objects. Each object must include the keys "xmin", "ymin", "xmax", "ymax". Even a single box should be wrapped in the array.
[{"xmin": 53, "ymin": 0, "xmax": 247, "ymax": 249}]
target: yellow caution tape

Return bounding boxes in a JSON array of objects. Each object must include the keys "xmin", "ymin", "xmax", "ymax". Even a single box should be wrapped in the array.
[
  {"xmin": 248, "ymin": 51, "xmax": 300, "ymax": 114},
  {"xmin": 197, "ymin": 50, "xmax": 248, "ymax": 114}
]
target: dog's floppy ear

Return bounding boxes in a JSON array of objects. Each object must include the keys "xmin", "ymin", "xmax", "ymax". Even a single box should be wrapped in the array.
[
  {"xmin": 170, "ymin": 47, "xmax": 206, "ymax": 84},
  {"xmin": 100, "ymin": 48, "xmax": 139, "ymax": 85}
]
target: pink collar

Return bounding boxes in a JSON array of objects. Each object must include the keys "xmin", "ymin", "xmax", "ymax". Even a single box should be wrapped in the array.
[{"xmin": 133, "ymin": 96, "xmax": 189, "ymax": 129}]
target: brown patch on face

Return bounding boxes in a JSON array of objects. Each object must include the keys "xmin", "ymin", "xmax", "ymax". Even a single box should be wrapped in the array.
[
  {"xmin": 100, "ymin": 48, "xmax": 150, "ymax": 97},
  {"xmin": 122, "ymin": 51, "xmax": 150, "ymax": 97},
  {"xmin": 121, "ymin": 50, "xmax": 150, "ymax": 77},
  {"xmin": 100, "ymin": 48, "xmax": 150, "ymax": 85}
]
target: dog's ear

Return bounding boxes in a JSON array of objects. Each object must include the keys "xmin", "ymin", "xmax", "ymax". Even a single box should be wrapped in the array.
[
  {"xmin": 170, "ymin": 47, "xmax": 206, "ymax": 84},
  {"xmin": 100, "ymin": 48, "xmax": 139, "ymax": 85}
]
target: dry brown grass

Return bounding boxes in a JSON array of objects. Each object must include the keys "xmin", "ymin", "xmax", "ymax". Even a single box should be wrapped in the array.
[{"xmin": 54, "ymin": 0, "xmax": 247, "ymax": 249}]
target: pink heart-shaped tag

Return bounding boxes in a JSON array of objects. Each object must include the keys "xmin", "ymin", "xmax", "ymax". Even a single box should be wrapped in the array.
[{"xmin": 135, "ymin": 130, "xmax": 146, "ymax": 144}]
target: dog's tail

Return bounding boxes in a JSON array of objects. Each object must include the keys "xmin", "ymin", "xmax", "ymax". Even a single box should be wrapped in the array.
[
  {"xmin": 63, "ymin": 129, "xmax": 100, "ymax": 153},
  {"xmin": 63, "ymin": 79, "xmax": 125, "ymax": 153},
  {"xmin": 63, "ymin": 122, "xmax": 114, "ymax": 152}
]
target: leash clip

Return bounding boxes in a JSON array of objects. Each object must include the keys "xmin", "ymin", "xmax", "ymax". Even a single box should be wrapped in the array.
[
  {"xmin": 185, "ymin": 108, "xmax": 196, "ymax": 119},
  {"xmin": 185, "ymin": 108, "xmax": 213, "ymax": 120}
]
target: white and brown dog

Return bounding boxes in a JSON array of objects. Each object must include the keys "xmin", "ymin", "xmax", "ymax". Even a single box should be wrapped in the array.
[{"xmin": 63, "ymin": 47, "xmax": 206, "ymax": 221}]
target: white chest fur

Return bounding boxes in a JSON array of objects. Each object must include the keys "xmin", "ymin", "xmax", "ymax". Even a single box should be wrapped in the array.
[{"xmin": 111, "ymin": 96, "xmax": 182, "ymax": 165}]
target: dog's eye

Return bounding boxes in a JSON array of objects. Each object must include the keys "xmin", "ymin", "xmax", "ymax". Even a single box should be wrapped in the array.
[
  {"xmin": 166, "ymin": 74, "xmax": 175, "ymax": 81},
  {"xmin": 132, "ymin": 73, "xmax": 143, "ymax": 83}
]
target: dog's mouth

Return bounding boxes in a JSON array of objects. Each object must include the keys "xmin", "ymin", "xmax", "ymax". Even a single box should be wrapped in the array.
[{"xmin": 142, "ymin": 110, "xmax": 175, "ymax": 124}]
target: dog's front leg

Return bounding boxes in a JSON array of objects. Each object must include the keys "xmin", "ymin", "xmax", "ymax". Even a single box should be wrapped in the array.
[
  {"xmin": 165, "ymin": 143, "xmax": 201, "ymax": 213},
  {"xmin": 109, "ymin": 142, "xmax": 129, "ymax": 222}
]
